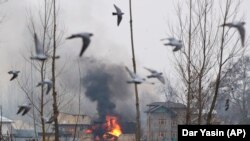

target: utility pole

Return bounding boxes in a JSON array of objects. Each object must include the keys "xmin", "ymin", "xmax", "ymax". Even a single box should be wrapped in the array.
[
  {"xmin": 0, "ymin": 105, "xmax": 2, "ymax": 141},
  {"xmin": 129, "ymin": 0, "xmax": 141, "ymax": 140},
  {"xmin": 52, "ymin": 0, "xmax": 60, "ymax": 140}
]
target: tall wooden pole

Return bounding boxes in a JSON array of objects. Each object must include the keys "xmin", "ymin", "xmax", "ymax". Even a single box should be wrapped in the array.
[
  {"xmin": 0, "ymin": 105, "xmax": 2, "ymax": 141},
  {"xmin": 129, "ymin": 0, "xmax": 141, "ymax": 140},
  {"xmin": 52, "ymin": 0, "xmax": 60, "ymax": 140},
  {"xmin": 186, "ymin": 0, "xmax": 192, "ymax": 125}
]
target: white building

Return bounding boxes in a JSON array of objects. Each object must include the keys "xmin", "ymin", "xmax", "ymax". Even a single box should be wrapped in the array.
[
  {"xmin": 0, "ymin": 116, "xmax": 14, "ymax": 140},
  {"xmin": 145, "ymin": 101, "xmax": 186, "ymax": 141}
]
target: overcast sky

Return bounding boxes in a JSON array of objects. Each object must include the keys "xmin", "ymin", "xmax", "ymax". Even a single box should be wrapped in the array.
[{"xmin": 0, "ymin": 0, "xmax": 249, "ymax": 121}]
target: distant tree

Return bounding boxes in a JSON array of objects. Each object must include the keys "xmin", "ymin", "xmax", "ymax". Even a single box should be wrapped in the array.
[
  {"xmin": 159, "ymin": 77, "xmax": 182, "ymax": 103},
  {"xmin": 0, "ymin": 0, "xmax": 7, "ymax": 24},
  {"xmin": 16, "ymin": 0, "xmax": 64, "ymax": 140},
  {"xmin": 167, "ymin": 0, "xmax": 246, "ymax": 124},
  {"xmin": 219, "ymin": 56, "xmax": 250, "ymax": 123},
  {"xmin": 51, "ymin": 0, "xmax": 60, "ymax": 140}
]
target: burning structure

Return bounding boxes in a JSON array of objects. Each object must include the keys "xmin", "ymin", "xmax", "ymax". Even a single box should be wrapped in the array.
[
  {"xmin": 38, "ymin": 113, "xmax": 135, "ymax": 141},
  {"xmin": 80, "ymin": 62, "xmax": 136, "ymax": 141},
  {"xmin": 84, "ymin": 115, "xmax": 136, "ymax": 141},
  {"xmin": 85, "ymin": 115, "xmax": 123, "ymax": 141}
]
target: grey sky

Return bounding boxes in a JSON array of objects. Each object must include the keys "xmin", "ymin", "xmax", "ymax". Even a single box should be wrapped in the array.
[{"xmin": 0, "ymin": 0, "xmax": 249, "ymax": 121}]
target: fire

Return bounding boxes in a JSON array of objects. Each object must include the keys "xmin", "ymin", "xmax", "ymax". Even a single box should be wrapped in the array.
[
  {"xmin": 84, "ymin": 115, "xmax": 122, "ymax": 141},
  {"xmin": 109, "ymin": 129, "xmax": 122, "ymax": 137},
  {"xmin": 106, "ymin": 115, "xmax": 122, "ymax": 137}
]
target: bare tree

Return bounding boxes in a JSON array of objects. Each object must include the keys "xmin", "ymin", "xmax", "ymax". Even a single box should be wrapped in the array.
[
  {"xmin": 206, "ymin": 0, "xmax": 244, "ymax": 124},
  {"xmin": 34, "ymin": 1, "xmax": 54, "ymax": 140},
  {"xmin": 158, "ymin": 75, "xmax": 187, "ymax": 105},
  {"xmin": 15, "ymin": 0, "xmax": 65, "ymax": 140},
  {"xmin": 0, "ymin": 1, "xmax": 7, "ymax": 140},
  {"xmin": 26, "ymin": 0, "xmax": 58, "ymax": 139},
  {"xmin": 219, "ymin": 55, "xmax": 250, "ymax": 123},
  {"xmin": 167, "ymin": 0, "xmax": 245, "ymax": 124}
]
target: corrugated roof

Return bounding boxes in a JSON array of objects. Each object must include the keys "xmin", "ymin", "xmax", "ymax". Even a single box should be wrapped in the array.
[
  {"xmin": 0, "ymin": 116, "xmax": 13, "ymax": 123},
  {"xmin": 147, "ymin": 101, "xmax": 186, "ymax": 108},
  {"xmin": 145, "ymin": 101, "xmax": 186, "ymax": 113},
  {"xmin": 12, "ymin": 120, "xmax": 34, "ymax": 130},
  {"xmin": 58, "ymin": 112, "xmax": 92, "ymax": 125}
]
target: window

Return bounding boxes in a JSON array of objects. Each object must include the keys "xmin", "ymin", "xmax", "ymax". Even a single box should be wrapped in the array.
[
  {"xmin": 172, "ymin": 132, "xmax": 177, "ymax": 138},
  {"xmin": 159, "ymin": 119, "xmax": 167, "ymax": 125},
  {"xmin": 159, "ymin": 131, "xmax": 166, "ymax": 137},
  {"xmin": 171, "ymin": 120, "xmax": 177, "ymax": 126}
]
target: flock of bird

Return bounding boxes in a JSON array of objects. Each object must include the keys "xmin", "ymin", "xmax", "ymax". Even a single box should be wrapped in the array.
[
  {"xmin": 6, "ymin": 3, "xmax": 246, "ymax": 118},
  {"xmin": 161, "ymin": 21, "xmax": 246, "ymax": 51},
  {"xmin": 125, "ymin": 21, "xmax": 246, "ymax": 87}
]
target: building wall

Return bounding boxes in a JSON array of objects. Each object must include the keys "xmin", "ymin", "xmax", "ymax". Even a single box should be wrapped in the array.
[
  {"xmin": 13, "ymin": 138, "xmax": 36, "ymax": 141},
  {"xmin": 118, "ymin": 134, "xmax": 135, "ymax": 141},
  {"xmin": 1, "ymin": 122, "xmax": 12, "ymax": 135},
  {"xmin": 40, "ymin": 134, "xmax": 134, "ymax": 141},
  {"xmin": 147, "ymin": 112, "xmax": 171, "ymax": 141},
  {"xmin": 146, "ymin": 108, "xmax": 186, "ymax": 141},
  {"xmin": 171, "ymin": 109, "xmax": 186, "ymax": 141},
  {"xmin": 1, "ymin": 122, "xmax": 13, "ymax": 141},
  {"xmin": 38, "ymin": 136, "xmax": 93, "ymax": 141}
]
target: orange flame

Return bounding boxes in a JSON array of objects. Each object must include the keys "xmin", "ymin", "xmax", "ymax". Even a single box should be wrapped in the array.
[
  {"xmin": 84, "ymin": 115, "xmax": 122, "ymax": 141},
  {"xmin": 105, "ymin": 115, "xmax": 122, "ymax": 137}
]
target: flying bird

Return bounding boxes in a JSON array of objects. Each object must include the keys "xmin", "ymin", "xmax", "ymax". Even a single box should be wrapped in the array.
[
  {"xmin": 30, "ymin": 33, "xmax": 48, "ymax": 61},
  {"xmin": 66, "ymin": 32, "xmax": 93, "ymax": 57},
  {"xmin": 125, "ymin": 66, "xmax": 154, "ymax": 85},
  {"xmin": 225, "ymin": 99, "xmax": 230, "ymax": 111},
  {"xmin": 220, "ymin": 21, "xmax": 246, "ymax": 47},
  {"xmin": 112, "ymin": 4, "xmax": 124, "ymax": 26},
  {"xmin": 144, "ymin": 67, "xmax": 165, "ymax": 84},
  {"xmin": 8, "ymin": 70, "xmax": 20, "ymax": 81},
  {"xmin": 163, "ymin": 37, "xmax": 183, "ymax": 52},
  {"xmin": 17, "ymin": 103, "xmax": 32, "ymax": 116},
  {"xmin": 37, "ymin": 79, "xmax": 53, "ymax": 94}
]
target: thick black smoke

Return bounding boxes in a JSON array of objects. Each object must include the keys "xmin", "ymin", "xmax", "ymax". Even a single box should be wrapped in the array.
[
  {"xmin": 82, "ymin": 70, "xmax": 116, "ymax": 120},
  {"xmin": 81, "ymin": 59, "xmax": 135, "ymax": 121}
]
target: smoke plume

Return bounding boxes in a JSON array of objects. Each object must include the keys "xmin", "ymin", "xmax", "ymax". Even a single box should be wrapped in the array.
[{"xmin": 81, "ymin": 58, "xmax": 135, "ymax": 121}]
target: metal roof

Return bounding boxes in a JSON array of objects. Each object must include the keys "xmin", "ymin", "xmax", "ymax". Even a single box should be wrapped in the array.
[
  {"xmin": 58, "ymin": 112, "xmax": 92, "ymax": 125},
  {"xmin": 0, "ymin": 116, "xmax": 13, "ymax": 123},
  {"xmin": 147, "ymin": 101, "xmax": 186, "ymax": 108},
  {"xmin": 145, "ymin": 101, "xmax": 186, "ymax": 113}
]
